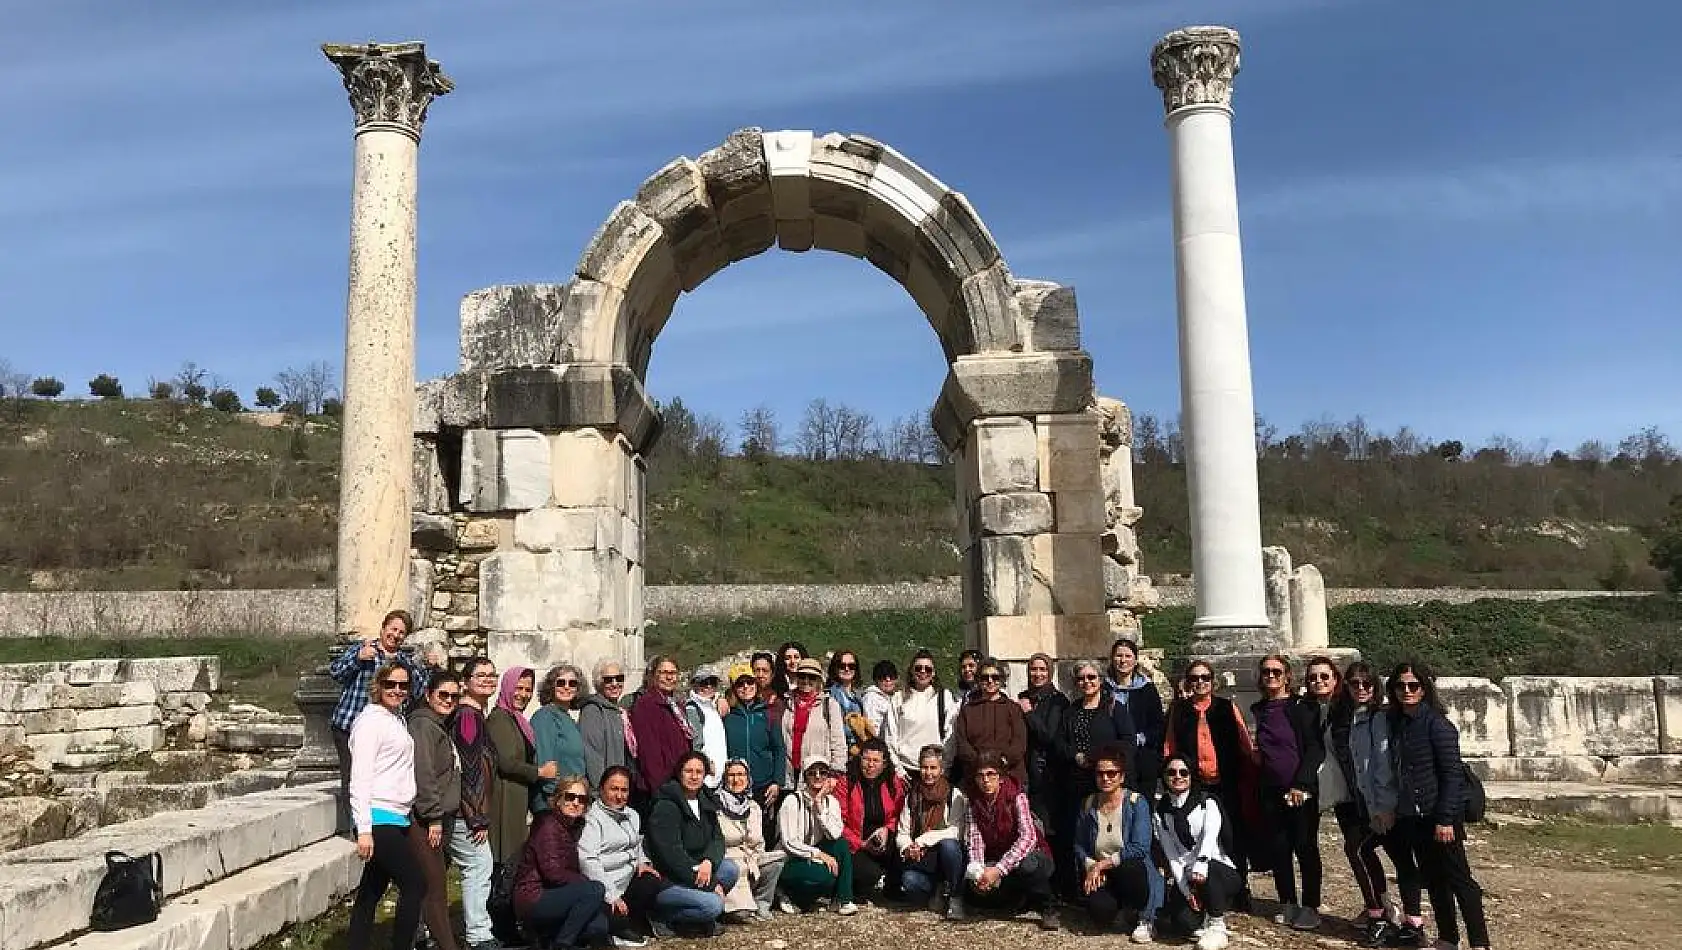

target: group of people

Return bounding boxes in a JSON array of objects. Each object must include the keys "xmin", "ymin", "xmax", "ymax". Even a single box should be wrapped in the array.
[{"xmin": 329, "ymin": 611, "xmax": 1492, "ymax": 950}]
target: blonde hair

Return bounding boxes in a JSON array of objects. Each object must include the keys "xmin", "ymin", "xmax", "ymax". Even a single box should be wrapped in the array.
[{"xmin": 366, "ymin": 660, "xmax": 409, "ymax": 704}]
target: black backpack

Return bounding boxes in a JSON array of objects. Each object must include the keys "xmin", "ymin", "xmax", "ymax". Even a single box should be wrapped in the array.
[
  {"xmin": 1461, "ymin": 763, "xmax": 1487, "ymax": 823},
  {"xmin": 91, "ymin": 851, "xmax": 162, "ymax": 931}
]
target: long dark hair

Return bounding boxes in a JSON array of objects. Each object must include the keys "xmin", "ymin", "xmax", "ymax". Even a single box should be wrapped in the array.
[
  {"xmin": 826, "ymin": 650, "xmax": 859, "ymax": 690},
  {"xmin": 754, "ymin": 651, "xmax": 784, "ymax": 698},
  {"xmin": 1385, "ymin": 659, "xmax": 1444, "ymax": 717},
  {"xmin": 1335, "ymin": 660, "xmax": 1382, "ymax": 720}
]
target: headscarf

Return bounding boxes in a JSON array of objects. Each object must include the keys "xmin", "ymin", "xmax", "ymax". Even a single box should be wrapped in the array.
[
  {"xmin": 715, "ymin": 758, "xmax": 754, "ymax": 821},
  {"xmin": 497, "ymin": 666, "xmax": 535, "ymax": 747}
]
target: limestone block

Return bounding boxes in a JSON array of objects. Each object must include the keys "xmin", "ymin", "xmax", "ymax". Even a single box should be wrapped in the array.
[
  {"xmin": 514, "ymin": 508, "xmax": 609, "ymax": 552},
  {"xmin": 901, "ymin": 253, "xmax": 957, "ymax": 338},
  {"xmin": 551, "ymin": 429, "xmax": 632, "ymax": 509},
  {"xmin": 121, "ymin": 657, "xmax": 218, "ymax": 693},
  {"xmin": 1435, "ymin": 677, "xmax": 1512, "ymax": 758},
  {"xmin": 430, "ymin": 591, "xmax": 451, "ymax": 611},
  {"xmin": 458, "ymin": 516, "xmax": 505, "ymax": 550},
  {"xmin": 1101, "ymin": 444, "xmax": 1136, "ymax": 516},
  {"xmin": 408, "ymin": 558, "xmax": 435, "ymax": 628},
  {"xmin": 764, "ymin": 129, "xmax": 814, "ymax": 220},
  {"xmin": 1469, "ymin": 755, "xmax": 1605, "ymax": 783},
  {"xmin": 1504, "ymin": 676, "xmax": 1661, "ymax": 757},
  {"xmin": 975, "ymin": 536, "xmax": 1032, "ymax": 616},
  {"xmin": 1036, "ymin": 414, "xmax": 1101, "ymax": 494},
  {"xmin": 63, "ymin": 659, "xmax": 122, "ymax": 685},
  {"xmin": 941, "ymin": 352, "xmax": 1093, "ymax": 424},
  {"xmin": 22, "ymin": 708, "xmax": 76, "ymax": 733},
  {"xmin": 920, "ymin": 189, "xmax": 1001, "ymax": 281},
  {"xmin": 1289, "ymin": 565, "xmax": 1329, "ymax": 650},
  {"xmin": 976, "ymin": 492, "xmax": 1053, "ymax": 536},
  {"xmin": 1262, "ymin": 546, "xmax": 1294, "ymax": 645},
  {"xmin": 1046, "ymin": 613, "xmax": 1112, "ymax": 659},
  {"xmin": 955, "ymin": 261, "xmax": 1023, "ymax": 354},
  {"xmin": 411, "ymin": 512, "xmax": 455, "ymax": 551},
  {"xmin": 1053, "ymin": 489, "xmax": 1105, "ymax": 535},
  {"xmin": 1107, "ymin": 608, "xmax": 1143, "ymax": 638},
  {"xmin": 482, "ymin": 363, "xmax": 659, "ymax": 455},
  {"xmin": 812, "ymin": 214, "xmax": 868, "ymax": 257},
  {"xmin": 0, "ymin": 797, "xmax": 69, "ymax": 852},
  {"xmin": 479, "ymin": 550, "xmax": 613, "ymax": 631},
  {"xmin": 209, "ymin": 721, "xmax": 304, "ymax": 752},
  {"xmin": 1601, "ymin": 754, "xmax": 1682, "ymax": 784},
  {"xmin": 1012, "ymin": 280, "xmax": 1081, "ymax": 351},
  {"xmin": 1657, "ymin": 677, "xmax": 1682, "ymax": 753},
  {"xmin": 460, "ymin": 428, "xmax": 551, "ymax": 512},
  {"xmin": 968, "ymin": 417, "xmax": 1038, "ymax": 494},
  {"xmin": 459, "ymin": 284, "xmax": 567, "ymax": 374},
  {"xmin": 1025, "ymin": 533, "xmax": 1104, "ymax": 616},
  {"xmin": 74, "ymin": 705, "xmax": 162, "ymax": 731},
  {"xmin": 55, "ymin": 901, "xmax": 231, "ymax": 950},
  {"xmin": 974, "ymin": 615, "xmax": 1046, "ymax": 661},
  {"xmin": 697, "ymin": 128, "xmax": 774, "ymax": 261},
  {"xmin": 1103, "ymin": 558, "xmax": 1135, "ymax": 608},
  {"xmin": 413, "ymin": 372, "xmax": 488, "ymax": 433},
  {"xmin": 1101, "ymin": 527, "xmax": 1140, "ymax": 566},
  {"xmin": 620, "ymin": 513, "xmax": 642, "ymax": 565}
]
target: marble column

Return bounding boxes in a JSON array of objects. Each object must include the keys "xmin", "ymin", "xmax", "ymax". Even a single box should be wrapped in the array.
[
  {"xmin": 1151, "ymin": 27, "xmax": 1271, "ymax": 652},
  {"xmin": 322, "ymin": 42, "xmax": 452, "ymax": 638}
]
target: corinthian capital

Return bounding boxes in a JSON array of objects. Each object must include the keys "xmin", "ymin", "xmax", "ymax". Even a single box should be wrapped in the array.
[
  {"xmin": 322, "ymin": 41, "xmax": 453, "ymax": 140},
  {"xmin": 1150, "ymin": 26, "xmax": 1241, "ymax": 115}
]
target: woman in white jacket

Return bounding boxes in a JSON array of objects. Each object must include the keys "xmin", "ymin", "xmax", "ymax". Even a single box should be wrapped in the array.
[
  {"xmin": 891, "ymin": 650, "xmax": 957, "ymax": 773},
  {"xmin": 717, "ymin": 759, "xmax": 785, "ymax": 921},
  {"xmin": 1155, "ymin": 755, "xmax": 1241, "ymax": 950},
  {"xmin": 775, "ymin": 758, "xmax": 857, "ymax": 915},
  {"xmin": 346, "ymin": 661, "xmax": 427, "ymax": 950}
]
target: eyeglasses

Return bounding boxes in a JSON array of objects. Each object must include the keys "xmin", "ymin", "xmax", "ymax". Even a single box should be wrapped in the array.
[
  {"xmin": 379, "ymin": 678, "xmax": 411, "ymax": 691},
  {"xmin": 1397, "ymin": 681, "xmax": 1425, "ymax": 693},
  {"xmin": 1349, "ymin": 679, "xmax": 1374, "ymax": 689},
  {"xmin": 1307, "ymin": 672, "xmax": 1336, "ymax": 683},
  {"xmin": 433, "ymin": 690, "xmax": 460, "ymax": 701},
  {"xmin": 979, "ymin": 673, "xmax": 1003, "ymax": 682},
  {"xmin": 471, "ymin": 672, "xmax": 497, "ymax": 680},
  {"xmin": 1095, "ymin": 768, "xmax": 1122, "ymax": 779},
  {"xmin": 1186, "ymin": 673, "xmax": 1213, "ymax": 683},
  {"xmin": 600, "ymin": 675, "xmax": 625, "ymax": 685},
  {"xmin": 656, "ymin": 668, "xmax": 678, "ymax": 677},
  {"xmin": 1260, "ymin": 667, "xmax": 1287, "ymax": 679},
  {"xmin": 555, "ymin": 679, "xmax": 579, "ymax": 688},
  {"xmin": 561, "ymin": 792, "xmax": 590, "ymax": 805},
  {"xmin": 806, "ymin": 768, "xmax": 831, "ymax": 779},
  {"xmin": 1164, "ymin": 767, "xmax": 1191, "ymax": 778},
  {"xmin": 1077, "ymin": 674, "xmax": 1100, "ymax": 682},
  {"xmin": 912, "ymin": 665, "xmax": 934, "ymax": 674}
]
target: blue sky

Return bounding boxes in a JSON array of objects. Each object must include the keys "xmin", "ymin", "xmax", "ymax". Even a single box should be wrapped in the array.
[{"xmin": 1, "ymin": 0, "xmax": 1677, "ymax": 452}]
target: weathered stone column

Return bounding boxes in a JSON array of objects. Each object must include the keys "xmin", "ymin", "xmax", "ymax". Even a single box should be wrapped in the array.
[
  {"xmin": 1152, "ymin": 26, "xmax": 1271, "ymax": 652},
  {"xmin": 323, "ymin": 42, "xmax": 453, "ymax": 637}
]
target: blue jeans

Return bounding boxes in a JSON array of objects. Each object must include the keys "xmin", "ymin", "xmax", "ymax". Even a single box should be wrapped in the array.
[
  {"xmin": 446, "ymin": 820, "xmax": 495, "ymax": 944},
  {"xmin": 522, "ymin": 880, "xmax": 609, "ymax": 949},
  {"xmin": 653, "ymin": 860, "xmax": 739, "ymax": 925},
  {"xmin": 900, "ymin": 839, "xmax": 965, "ymax": 902}
]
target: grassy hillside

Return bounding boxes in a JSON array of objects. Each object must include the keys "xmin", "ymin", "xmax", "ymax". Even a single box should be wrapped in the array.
[{"xmin": 0, "ymin": 398, "xmax": 1677, "ymax": 591}]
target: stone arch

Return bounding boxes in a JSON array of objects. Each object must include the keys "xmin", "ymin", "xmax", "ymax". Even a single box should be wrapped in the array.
[{"xmin": 412, "ymin": 129, "xmax": 1110, "ymax": 686}]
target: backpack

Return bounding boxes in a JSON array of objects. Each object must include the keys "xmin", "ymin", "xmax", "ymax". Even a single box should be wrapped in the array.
[
  {"xmin": 937, "ymin": 690, "xmax": 948, "ymax": 740},
  {"xmin": 1461, "ymin": 763, "xmax": 1487, "ymax": 823},
  {"xmin": 90, "ymin": 851, "xmax": 162, "ymax": 931},
  {"xmin": 488, "ymin": 861, "xmax": 522, "ymax": 944}
]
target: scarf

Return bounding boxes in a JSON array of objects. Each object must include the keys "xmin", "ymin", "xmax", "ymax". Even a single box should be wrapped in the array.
[
  {"xmin": 496, "ymin": 666, "xmax": 535, "ymax": 747},
  {"xmin": 858, "ymin": 770, "xmax": 888, "ymax": 833},
  {"xmin": 913, "ymin": 775, "xmax": 951, "ymax": 835},
  {"xmin": 663, "ymin": 688, "xmax": 694, "ymax": 741},
  {"xmin": 715, "ymin": 760, "xmax": 754, "ymax": 821},
  {"xmin": 622, "ymin": 703, "xmax": 639, "ymax": 757},
  {"xmin": 790, "ymin": 690, "xmax": 819, "ymax": 771},
  {"xmin": 1157, "ymin": 787, "xmax": 1210, "ymax": 851}
]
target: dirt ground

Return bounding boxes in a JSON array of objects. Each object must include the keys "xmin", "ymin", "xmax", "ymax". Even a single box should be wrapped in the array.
[{"xmin": 261, "ymin": 818, "xmax": 1682, "ymax": 950}]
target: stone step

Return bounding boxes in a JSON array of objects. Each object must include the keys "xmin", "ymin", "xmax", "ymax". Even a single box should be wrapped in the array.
[
  {"xmin": 1486, "ymin": 781, "xmax": 1682, "ymax": 822},
  {"xmin": 49, "ymin": 837, "xmax": 361, "ymax": 950},
  {"xmin": 0, "ymin": 782, "xmax": 337, "ymax": 950}
]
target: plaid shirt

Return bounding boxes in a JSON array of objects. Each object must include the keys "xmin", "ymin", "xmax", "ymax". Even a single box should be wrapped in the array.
[{"xmin": 327, "ymin": 642, "xmax": 432, "ymax": 733}]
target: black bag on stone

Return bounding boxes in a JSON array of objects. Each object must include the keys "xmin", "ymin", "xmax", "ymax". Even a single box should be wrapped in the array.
[{"xmin": 90, "ymin": 850, "xmax": 163, "ymax": 931}]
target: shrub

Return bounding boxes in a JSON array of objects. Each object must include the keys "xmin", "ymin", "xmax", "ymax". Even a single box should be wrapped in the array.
[
  {"xmin": 30, "ymin": 377, "xmax": 64, "ymax": 399},
  {"xmin": 208, "ymin": 389, "xmax": 243, "ymax": 413},
  {"xmin": 88, "ymin": 374, "xmax": 123, "ymax": 399}
]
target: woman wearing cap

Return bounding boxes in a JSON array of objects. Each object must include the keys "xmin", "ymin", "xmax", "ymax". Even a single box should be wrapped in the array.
[
  {"xmin": 782, "ymin": 657, "xmax": 848, "ymax": 787},
  {"xmin": 629, "ymin": 655, "xmax": 695, "ymax": 811},
  {"xmin": 777, "ymin": 757, "xmax": 858, "ymax": 915},
  {"xmin": 683, "ymin": 665, "xmax": 730, "ymax": 789},
  {"xmin": 717, "ymin": 758, "xmax": 785, "ymax": 921},
  {"xmin": 953, "ymin": 658, "xmax": 1028, "ymax": 786},
  {"xmin": 723, "ymin": 665, "xmax": 785, "ymax": 811}
]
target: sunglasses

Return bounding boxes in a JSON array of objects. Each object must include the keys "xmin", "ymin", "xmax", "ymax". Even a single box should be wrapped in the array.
[
  {"xmin": 806, "ymin": 768, "xmax": 831, "ymax": 779},
  {"xmin": 979, "ymin": 673, "xmax": 1003, "ymax": 682},
  {"xmin": 379, "ymin": 678, "xmax": 411, "ymax": 691},
  {"xmin": 433, "ymin": 690, "xmax": 460, "ymax": 701},
  {"xmin": 1077, "ymin": 674, "xmax": 1100, "ymax": 682},
  {"xmin": 600, "ymin": 674, "xmax": 625, "ymax": 685},
  {"xmin": 838, "ymin": 662, "xmax": 857, "ymax": 670},
  {"xmin": 1349, "ymin": 679, "xmax": 1375, "ymax": 689},
  {"xmin": 1164, "ymin": 767, "xmax": 1192, "ymax": 778},
  {"xmin": 1095, "ymin": 768, "xmax": 1122, "ymax": 778},
  {"xmin": 656, "ymin": 668, "xmax": 678, "ymax": 677},
  {"xmin": 1397, "ymin": 681, "xmax": 1425, "ymax": 692},
  {"xmin": 1260, "ymin": 668, "xmax": 1287, "ymax": 679},
  {"xmin": 912, "ymin": 665, "xmax": 935, "ymax": 674},
  {"xmin": 555, "ymin": 679, "xmax": 579, "ymax": 688},
  {"xmin": 796, "ymin": 673, "xmax": 821, "ymax": 682},
  {"xmin": 1186, "ymin": 673, "xmax": 1213, "ymax": 683},
  {"xmin": 561, "ymin": 792, "xmax": 590, "ymax": 805},
  {"xmin": 1307, "ymin": 672, "xmax": 1336, "ymax": 683}
]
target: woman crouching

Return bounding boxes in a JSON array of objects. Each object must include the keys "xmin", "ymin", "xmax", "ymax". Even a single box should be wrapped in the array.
[
  {"xmin": 514, "ymin": 775, "xmax": 610, "ymax": 950},
  {"xmin": 959, "ymin": 749, "xmax": 1060, "ymax": 930},
  {"xmin": 1156, "ymin": 755, "xmax": 1241, "ymax": 950},
  {"xmin": 1074, "ymin": 743, "xmax": 1162, "ymax": 943}
]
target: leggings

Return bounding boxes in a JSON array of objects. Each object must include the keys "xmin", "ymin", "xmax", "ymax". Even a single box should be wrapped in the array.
[
  {"xmin": 347, "ymin": 824, "xmax": 428, "ymax": 950},
  {"xmin": 1392, "ymin": 816, "xmax": 1490, "ymax": 947},
  {"xmin": 1259, "ymin": 785, "xmax": 1322, "ymax": 908},
  {"xmin": 1333, "ymin": 802, "xmax": 1390, "ymax": 912},
  {"xmin": 408, "ymin": 822, "xmax": 460, "ymax": 950}
]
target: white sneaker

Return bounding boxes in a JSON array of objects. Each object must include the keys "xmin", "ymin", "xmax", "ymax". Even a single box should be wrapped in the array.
[
  {"xmin": 1273, "ymin": 902, "xmax": 1300, "ymax": 926},
  {"xmin": 1292, "ymin": 907, "xmax": 1321, "ymax": 931},
  {"xmin": 1196, "ymin": 916, "xmax": 1229, "ymax": 950},
  {"xmin": 836, "ymin": 901, "xmax": 859, "ymax": 916},
  {"xmin": 611, "ymin": 936, "xmax": 648, "ymax": 949},
  {"xmin": 1129, "ymin": 920, "xmax": 1154, "ymax": 944},
  {"xmin": 776, "ymin": 896, "xmax": 801, "ymax": 914}
]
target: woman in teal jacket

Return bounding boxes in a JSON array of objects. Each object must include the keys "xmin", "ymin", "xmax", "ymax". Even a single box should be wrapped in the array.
[
  {"xmin": 1073, "ymin": 743, "xmax": 1164, "ymax": 943},
  {"xmin": 531, "ymin": 664, "xmax": 589, "ymax": 812},
  {"xmin": 723, "ymin": 666, "xmax": 787, "ymax": 806}
]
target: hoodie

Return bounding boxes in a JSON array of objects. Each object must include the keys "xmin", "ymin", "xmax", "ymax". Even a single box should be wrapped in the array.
[
  {"xmin": 1108, "ymin": 671, "xmax": 1166, "ymax": 756},
  {"xmin": 860, "ymin": 684, "xmax": 899, "ymax": 754},
  {"xmin": 578, "ymin": 799, "xmax": 648, "ymax": 903},
  {"xmin": 408, "ymin": 704, "xmax": 461, "ymax": 828},
  {"xmin": 645, "ymin": 779, "xmax": 726, "ymax": 889}
]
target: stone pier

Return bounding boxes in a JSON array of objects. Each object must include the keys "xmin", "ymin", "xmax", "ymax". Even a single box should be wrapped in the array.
[
  {"xmin": 322, "ymin": 41, "xmax": 453, "ymax": 639},
  {"xmin": 1152, "ymin": 26, "xmax": 1271, "ymax": 654}
]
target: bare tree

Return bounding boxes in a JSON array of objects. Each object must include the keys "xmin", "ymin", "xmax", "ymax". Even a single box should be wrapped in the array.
[
  {"xmin": 739, "ymin": 405, "xmax": 780, "ymax": 457},
  {"xmin": 834, "ymin": 405, "xmax": 876, "ymax": 459},
  {"xmin": 1255, "ymin": 413, "xmax": 1278, "ymax": 458},
  {"xmin": 0, "ymin": 360, "xmax": 32, "ymax": 402},
  {"xmin": 174, "ymin": 362, "xmax": 210, "ymax": 404},
  {"xmin": 796, "ymin": 398, "xmax": 837, "ymax": 461},
  {"xmin": 274, "ymin": 361, "xmax": 338, "ymax": 415}
]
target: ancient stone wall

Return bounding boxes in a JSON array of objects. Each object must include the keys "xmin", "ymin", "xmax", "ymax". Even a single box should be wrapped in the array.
[{"xmin": 0, "ymin": 657, "xmax": 219, "ymax": 768}]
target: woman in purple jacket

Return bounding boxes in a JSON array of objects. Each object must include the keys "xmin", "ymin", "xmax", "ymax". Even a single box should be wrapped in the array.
[{"xmin": 514, "ymin": 775, "xmax": 610, "ymax": 949}]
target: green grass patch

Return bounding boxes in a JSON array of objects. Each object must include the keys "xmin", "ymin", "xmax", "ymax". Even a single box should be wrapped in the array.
[{"xmin": 1487, "ymin": 818, "xmax": 1682, "ymax": 878}]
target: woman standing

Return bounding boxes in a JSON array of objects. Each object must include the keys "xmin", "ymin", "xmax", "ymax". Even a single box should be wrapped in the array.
[
  {"xmin": 1342, "ymin": 661, "xmax": 1410, "ymax": 947},
  {"xmin": 837, "ymin": 738, "xmax": 907, "ymax": 901},
  {"xmin": 959, "ymin": 750, "xmax": 1059, "ymax": 930},
  {"xmin": 450, "ymin": 658, "xmax": 501, "ymax": 950},
  {"xmin": 1106, "ymin": 639, "xmax": 1166, "ymax": 792},
  {"xmin": 891, "ymin": 650, "xmax": 955, "ymax": 774},
  {"xmin": 1073, "ymin": 744, "xmax": 1162, "ymax": 944},
  {"xmin": 646, "ymin": 751, "xmax": 738, "ymax": 936},
  {"xmin": 723, "ymin": 666, "xmax": 785, "ymax": 822},
  {"xmin": 1018, "ymin": 652, "xmax": 1068, "ymax": 828},
  {"xmin": 514, "ymin": 776, "xmax": 610, "ymax": 950},
  {"xmin": 775, "ymin": 642, "xmax": 808, "ymax": 700},
  {"xmin": 1387, "ymin": 661, "xmax": 1491, "ymax": 950},
  {"xmin": 777, "ymin": 757, "xmax": 857, "ymax": 915},
  {"xmin": 782, "ymin": 658, "xmax": 848, "ymax": 786},
  {"xmin": 487, "ymin": 666, "xmax": 558, "ymax": 865},
  {"xmin": 751, "ymin": 652, "xmax": 785, "ymax": 725},
  {"xmin": 1055, "ymin": 661, "xmax": 1139, "ymax": 809},
  {"xmin": 346, "ymin": 661, "xmax": 428, "ymax": 950},
  {"xmin": 579, "ymin": 660, "xmax": 634, "ymax": 792},
  {"xmin": 827, "ymin": 650, "xmax": 867, "ymax": 755},
  {"xmin": 953, "ymin": 658, "xmax": 1028, "ymax": 785},
  {"xmin": 578, "ymin": 766, "xmax": 665, "ymax": 946},
  {"xmin": 408, "ymin": 672, "xmax": 463, "ymax": 950},
  {"xmin": 1251, "ymin": 654, "xmax": 1326, "ymax": 932},
  {"xmin": 717, "ymin": 759, "xmax": 785, "ymax": 921},
  {"xmin": 896, "ymin": 744, "xmax": 968, "ymax": 913},
  {"xmin": 531, "ymin": 664, "xmax": 589, "ymax": 812},
  {"xmin": 1162, "ymin": 659, "xmax": 1258, "ymax": 892},
  {"xmin": 1156, "ymin": 755, "xmax": 1241, "ymax": 950},
  {"xmin": 860, "ymin": 660, "xmax": 900, "ymax": 756},
  {"xmin": 628, "ymin": 656, "xmax": 696, "ymax": 809}
]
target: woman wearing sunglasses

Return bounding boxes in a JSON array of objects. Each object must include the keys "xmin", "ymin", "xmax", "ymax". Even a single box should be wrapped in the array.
[
  {"xmin": 1335, "ymin": 661, "xmax": 1410, "ymax": 947},
  {"xmin": 1387, "ymin": 661, "xmax": 1491, "ymax": 950},
  {"xmin": 409, "ymin": 672, "xmax": 465, "ymax": 950},
  {"xmin": 1251, "ymin": 654, "xmax": 1326, "ymax": 932},
  {"xmin": 346, "ymin": 661, "xmax": 428, "ymax": 950},
  {"xmin": 1073, "ymin": 744, "xmax": 1162, "ymax": 944},
  {"xmin": 1053, "ymin": 659, "xmax": 1137, "ymax": 897},
  {"xmin": 1156, "ymin": 754, "xmax": 1240, "ymax": 950},
  {"xmin": 579, "ymin": 660, "xmax": 634, "ymax": 792},
  {"xmin": 532, "ymin": 664, "xmax": 590, "ymax": 812},
  {"xmin": 953, "ymin": 659, "xmax": 1028, "ymax": 786},
  {"xmin": 513, "ymin": 776, "xmax": 611, "ymax": 950},
  {"xmin": 1162, "ymin": 659, "xmax": 1258, "ymax": 900}
]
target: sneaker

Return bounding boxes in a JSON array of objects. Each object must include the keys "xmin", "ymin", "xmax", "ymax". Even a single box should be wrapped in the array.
[
  {"xmin": 1196, "ymin": 917, "xmax": 1230, "ymax": 950},
  {"xmin": 467, "ymin": 942, "xmax": 506, "ymax": 950},
  {"xmin": 1038, "ymin": 907, "xmax": 1062, "ymax": 931},
  {"xmin": 1273, "ymin": 902, "xmax": 1300, "ymax": 926},
  {"xmin": 647, "ymin": 919, "xmax": 676, "ymax": 939},
  {"xmin": 777, "ymin": 896, "xmax": 801, "ymax": 915},
  {"xmin": 927, "ymin": 891, "xmax": 946, "ymax": 913},
  {"xmin": 1130, "ymin": 920, "xmax": 1154, "ymax": 944},
  {"xmin": 610, "ymin": 935, "xmax": 648, "ymax": 949},
  {"xmin": 837, "ymin": 901, "xmax": 859, "ymax": 916},
  {"xmin": 1292, "ymin": 907, "xmax": 1321, "ymax": 931},
  {"xmin": 755, "ymin": 906, "xmax": 774, "ymax": 921},
  {"xmin": 1395, "ymin": 921, "xmax": 1427, "ymax": 946},
  {"xmin": 1433, "ymin": 942, "xmax": 1460, "ymax": 950},
  {"xmin": 1365, "ymin": 919, "xmax": 1399, "ymax": 947},
  {"xmin": 945, "ymin": 895, "xmax": 968, "ymax": 921}
]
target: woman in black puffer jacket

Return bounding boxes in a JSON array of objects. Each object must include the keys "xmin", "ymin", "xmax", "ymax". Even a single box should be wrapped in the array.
[{"xmin": 1386, "ymin": 661, "xmax": 1491, "ymax": 950}]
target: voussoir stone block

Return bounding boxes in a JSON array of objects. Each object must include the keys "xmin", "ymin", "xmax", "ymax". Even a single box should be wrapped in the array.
[
  {"xmin": 1504, "ymin": 676, "xmax": 1660, "ymax": 757},
  {"xmin": 969, "ymin": 417, "xmax": 1038, "ymax": 494},
  {"xmin": 698, "ymin": 129, "xmax": 774, "ymax": 260},
  {"xmin": 977, "ymin": 492, "xmax": 1054, "ymax": 536},
  {"xmin": 635, "ymin": 158, "xmax": 727, "ymax": 291},
  {"xmin": 459, "ymin": 284, "xmax": 567, "ymax": 374},
  {"xmin": 954, "ymin": 261, "xmax": 1023, "ymax": 354},
  {"xmin": 1013, "ymin": 280, "xmax": 1081, "ymax": 351},
  {"xmin": 460, "ymin": 429, "xmax": 552, "ymax": 512},
  {"xmin": 942, "ymin": 352, "xmax": 1094, "ymax": 425}
]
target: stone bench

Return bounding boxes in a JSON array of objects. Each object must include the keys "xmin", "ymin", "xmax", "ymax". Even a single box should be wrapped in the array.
[{"xmin": 0, "ymin": 782, "xmax": 337, "ymax": 950}]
